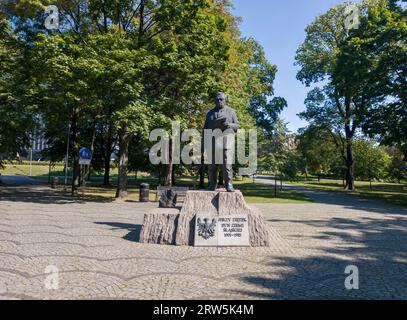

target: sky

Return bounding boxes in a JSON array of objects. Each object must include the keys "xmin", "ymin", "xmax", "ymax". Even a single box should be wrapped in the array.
[{"xmin": 231, "ymin": 0, "xmax": 361, "ymax": 133}]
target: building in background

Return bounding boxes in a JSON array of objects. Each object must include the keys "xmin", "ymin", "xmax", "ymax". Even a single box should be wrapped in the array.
[{"xmin": 21, "ymin": 115, "xmax": 48, "ymax": 161}]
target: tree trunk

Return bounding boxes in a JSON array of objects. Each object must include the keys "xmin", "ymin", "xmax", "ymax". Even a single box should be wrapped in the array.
[
  {"xmin": 157, "ymin": 165, "xmax": 162, "ymax": 186},
  {"xmin": 172, "ymin": 168, "xmax": 176, "ymax": 186},
  {"xmin": 344, "ymin": 138, "xmax": 355, "ymax": 191},
  {"xmin": 115, "ymin": 129, "xmax": 130, "ymax": 199},
  {"xmin": 103, "ymin": 123, "xmax": 113, "ymax": 186},
  {"xmin": 198, "ymin": 165, "xmax": 205, "ymax": 189},
  {"xmin": 343, "ymin": 95, "xmax": 356, "ymax": 191},
  {"xmin": 198, "ymin": 149, "xmax": 206, "ymax": 189},
  {"xmin": 103, "ymin": 155, "xmax": 111, "ymax": 186},
  {"xmin": 138, "ymin": 0, "xmax": 145, "ymax": 42},
  {"xmin": 164, "ymin": 139, "xmax": 173, "ymax": 186},
  {"xmin": 164, "ymin": 163, "xmax": 173, "ymax": 187}
]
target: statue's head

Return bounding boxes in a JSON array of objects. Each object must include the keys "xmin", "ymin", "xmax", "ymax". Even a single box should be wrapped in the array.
[{"xmin": 215, "ymin": 92, "xmax": 227, "ymax": 109}]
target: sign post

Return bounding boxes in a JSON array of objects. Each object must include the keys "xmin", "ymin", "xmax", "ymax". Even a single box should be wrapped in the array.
[{"xmin": 79, "ymin": 148, "xmax": 91, "ymax": 192}]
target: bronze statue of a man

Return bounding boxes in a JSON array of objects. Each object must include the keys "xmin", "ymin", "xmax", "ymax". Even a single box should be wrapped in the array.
[{"xmin": 204, "ymin": 92, "xmax": 239, "ymax": 192}]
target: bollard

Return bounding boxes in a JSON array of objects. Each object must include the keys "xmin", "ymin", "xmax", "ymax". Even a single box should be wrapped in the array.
[
  {"xmin": 139, "ymin": 183, "xmax": 150, "ymax": 202},
  {"xmin": 51, "ymin": 177, "xmax": 59, "ymax": 189}
]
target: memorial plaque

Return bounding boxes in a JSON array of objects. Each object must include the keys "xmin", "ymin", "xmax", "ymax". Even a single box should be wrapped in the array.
[
  {"xmin": 217, "ymin": 215, "xmax": 250, "ymax": 247},
  {"xmin": 194, "ymin": 214, "xmax": 250, "ymax": 247}
]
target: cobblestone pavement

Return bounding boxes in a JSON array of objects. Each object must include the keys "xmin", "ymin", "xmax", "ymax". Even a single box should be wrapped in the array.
[{"xmin": 0, "ymin": 186, "xmax": 406, "ymax": 300}]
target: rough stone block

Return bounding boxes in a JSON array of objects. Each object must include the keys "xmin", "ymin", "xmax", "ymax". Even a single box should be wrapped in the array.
[
  {"xmin": 140, "ymin": 191, "xmax": 271, "ymax": 247},
  {"xmin": 139, "ymin": 209, "xmax": 180, "ymax": 245}
]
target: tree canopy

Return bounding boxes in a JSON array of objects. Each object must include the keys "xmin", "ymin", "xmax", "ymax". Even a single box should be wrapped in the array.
[
  {"xmin": 0, "ymin": 0, "xmax": 286, "ymax": 195},
  {"xmin": 296, "ymin": 0, "xmax": 406, "ymax": 190}
]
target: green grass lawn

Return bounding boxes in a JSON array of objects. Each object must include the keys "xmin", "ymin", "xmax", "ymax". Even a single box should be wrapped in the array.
[
  {"xmin": 0, "ymin": 163, "xmax": 120, "ymax": 181},
  {"xmin": 4, "ymin": 164, "xmax": 405, "ymax": 206},
  {"xmin": 0, "ymin": 164, "xmax": 55, "ymax": 176},
  {"xmin": 289, "ymin": 179, "xmax": 407, "ymax": 208},
  {"xmin": 1, "ymin": 163, "xmax": 312, "ymax": 204},
  {"xmin": 232, "ymin": 179, "xmax": 313, "ymax": 204},
  {"xmin": 66, "ymin": 177, "xmax": 313, "ymax": 204}
]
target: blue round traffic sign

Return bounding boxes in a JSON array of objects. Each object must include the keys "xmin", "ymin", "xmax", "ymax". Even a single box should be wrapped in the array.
[{"xmin": 79, "ymin": 148, "xmax": 91, "ymax": 160}]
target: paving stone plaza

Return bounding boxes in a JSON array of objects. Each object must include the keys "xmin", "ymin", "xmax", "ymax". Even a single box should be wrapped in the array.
[{"xmin": 0, "ymin": 185, "xmax": 406, "ymax": 300}]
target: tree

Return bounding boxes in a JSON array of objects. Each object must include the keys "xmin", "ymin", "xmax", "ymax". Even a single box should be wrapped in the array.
[
  {"xmin": 297, "ymin": 125, "xmax": 344, "ymax": 180},
  {"xmin": 2, "ymin": 0, "xmax": 235, "ymax": 197},
  {"xmin": 1, "ymin": 0, "xmax": 286, "ymax": 196},
  {"xmin": 359, "ymin": 1, "xmax": 407, "ymax": 157},
  {"xmin": 259, "ymin": 119, "xmax": 289, "ymax": 173},
  {"xmin": 145, "ymin": 0, "xmax": 232, "ymax": 187},
  {"xmin": 246, "ymin": 39, "xmax": 286, "ymax": 138},
  {"xmin": 296, "ymin": 0, "xmax": 403, "ymax": 190},
  {"xmin": 0, "ymin": 4, "xmax": 37, "ymax": 167},
  {"xmin": 186, "ymin": 7, "xmax": 286, "ymax": 188},
  {"xmin": 386, "ymin": 146, "xmax": 407, "ymax": 183},
  {"xmin": 353, "ymin": 139, "xmax": 391, "ymax": 184}
]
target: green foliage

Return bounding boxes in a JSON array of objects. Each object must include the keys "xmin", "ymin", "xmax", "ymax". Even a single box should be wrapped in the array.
[
  {"xmin": 296, "ymin": 0, "xmax": 406, "ymax": 190},
  {"xmin": 0, "ymin": 0, "xmax": 285, "ymax": 195},
  {"xmin": 297, "ymin": 125, "xmax": 344, "ymax": 176},
  {"xmin": 353, "ymin": 139, "xmax": 391, "ymax": 181},
  {"xmin": 258, "ymin": 119, "xmax": 302, "ymax": 179},
  {"xmin": 358, "ymin": 1, "xmax": 407, "ymax": 155},
  {"xmin": 0, "ymin": 15, "xmax": 37, "ymax": 165},
  {"xmin": 386, "ymin": 146, "xmax": 407, "ymax": 183}
]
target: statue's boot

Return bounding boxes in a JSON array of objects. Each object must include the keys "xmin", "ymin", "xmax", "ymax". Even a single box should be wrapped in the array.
[
  {"xmin": 226, "ymin": 183, "xmax": 235, "ymax": 193},
  {"xmin": 208, "ymin": 183, "xmax": 218, "ymax": 191}
]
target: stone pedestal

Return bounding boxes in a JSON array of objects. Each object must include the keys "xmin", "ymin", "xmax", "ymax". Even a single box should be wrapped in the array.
[{"xmin": 139, "ymin": 191, "xmax": 271, "ymax": 247}]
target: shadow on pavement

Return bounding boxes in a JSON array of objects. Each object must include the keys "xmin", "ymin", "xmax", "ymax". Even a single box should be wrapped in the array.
[
  {"xmin": 234, "ymin": 255, "xmax": 406, "ymax": 299},
  {"xmin": 241, "ymin": 211, "xmax": 407, "ymax": 299},
  {"xmin": 95, "ymin": 222, "xmax": 143, "ymax": 242}
]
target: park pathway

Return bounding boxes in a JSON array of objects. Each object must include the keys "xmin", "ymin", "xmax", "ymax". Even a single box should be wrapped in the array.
[
  {"xmin": 0, "ymin": 184, "xmax": 406, "ymax": 300},
  {"xmin": 256, "ymin": 175, "xmax": 405, "ymax": 208}
]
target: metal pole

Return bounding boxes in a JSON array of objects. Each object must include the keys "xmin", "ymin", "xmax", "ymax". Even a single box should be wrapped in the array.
[{"xmin": 64, "ymin": 123, "xmax": 71, "ymax": 191}]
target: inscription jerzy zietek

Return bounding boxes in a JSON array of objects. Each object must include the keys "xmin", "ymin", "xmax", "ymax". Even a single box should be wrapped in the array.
[
  {"xmin": 194, "ymin": 214, "xmax": 250, "ymax": 247},
  {"xmin": 219, "ymin": 217, "xmax": 246, "ymax": 237}
]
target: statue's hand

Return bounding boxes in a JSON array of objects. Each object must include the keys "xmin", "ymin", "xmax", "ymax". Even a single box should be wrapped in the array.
[{"xmin": 224, "ymin": 122, "xmax": 237, "ymax": 131}]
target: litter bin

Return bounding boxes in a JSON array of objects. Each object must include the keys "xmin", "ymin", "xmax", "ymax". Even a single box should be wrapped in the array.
[
  {"xmin": 139, "ymin": 183, "xmax": 150, "ymax": 202},
  {"xmin": 51, "ymin": 177, "xmax": 59, "ymax": 189}
]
